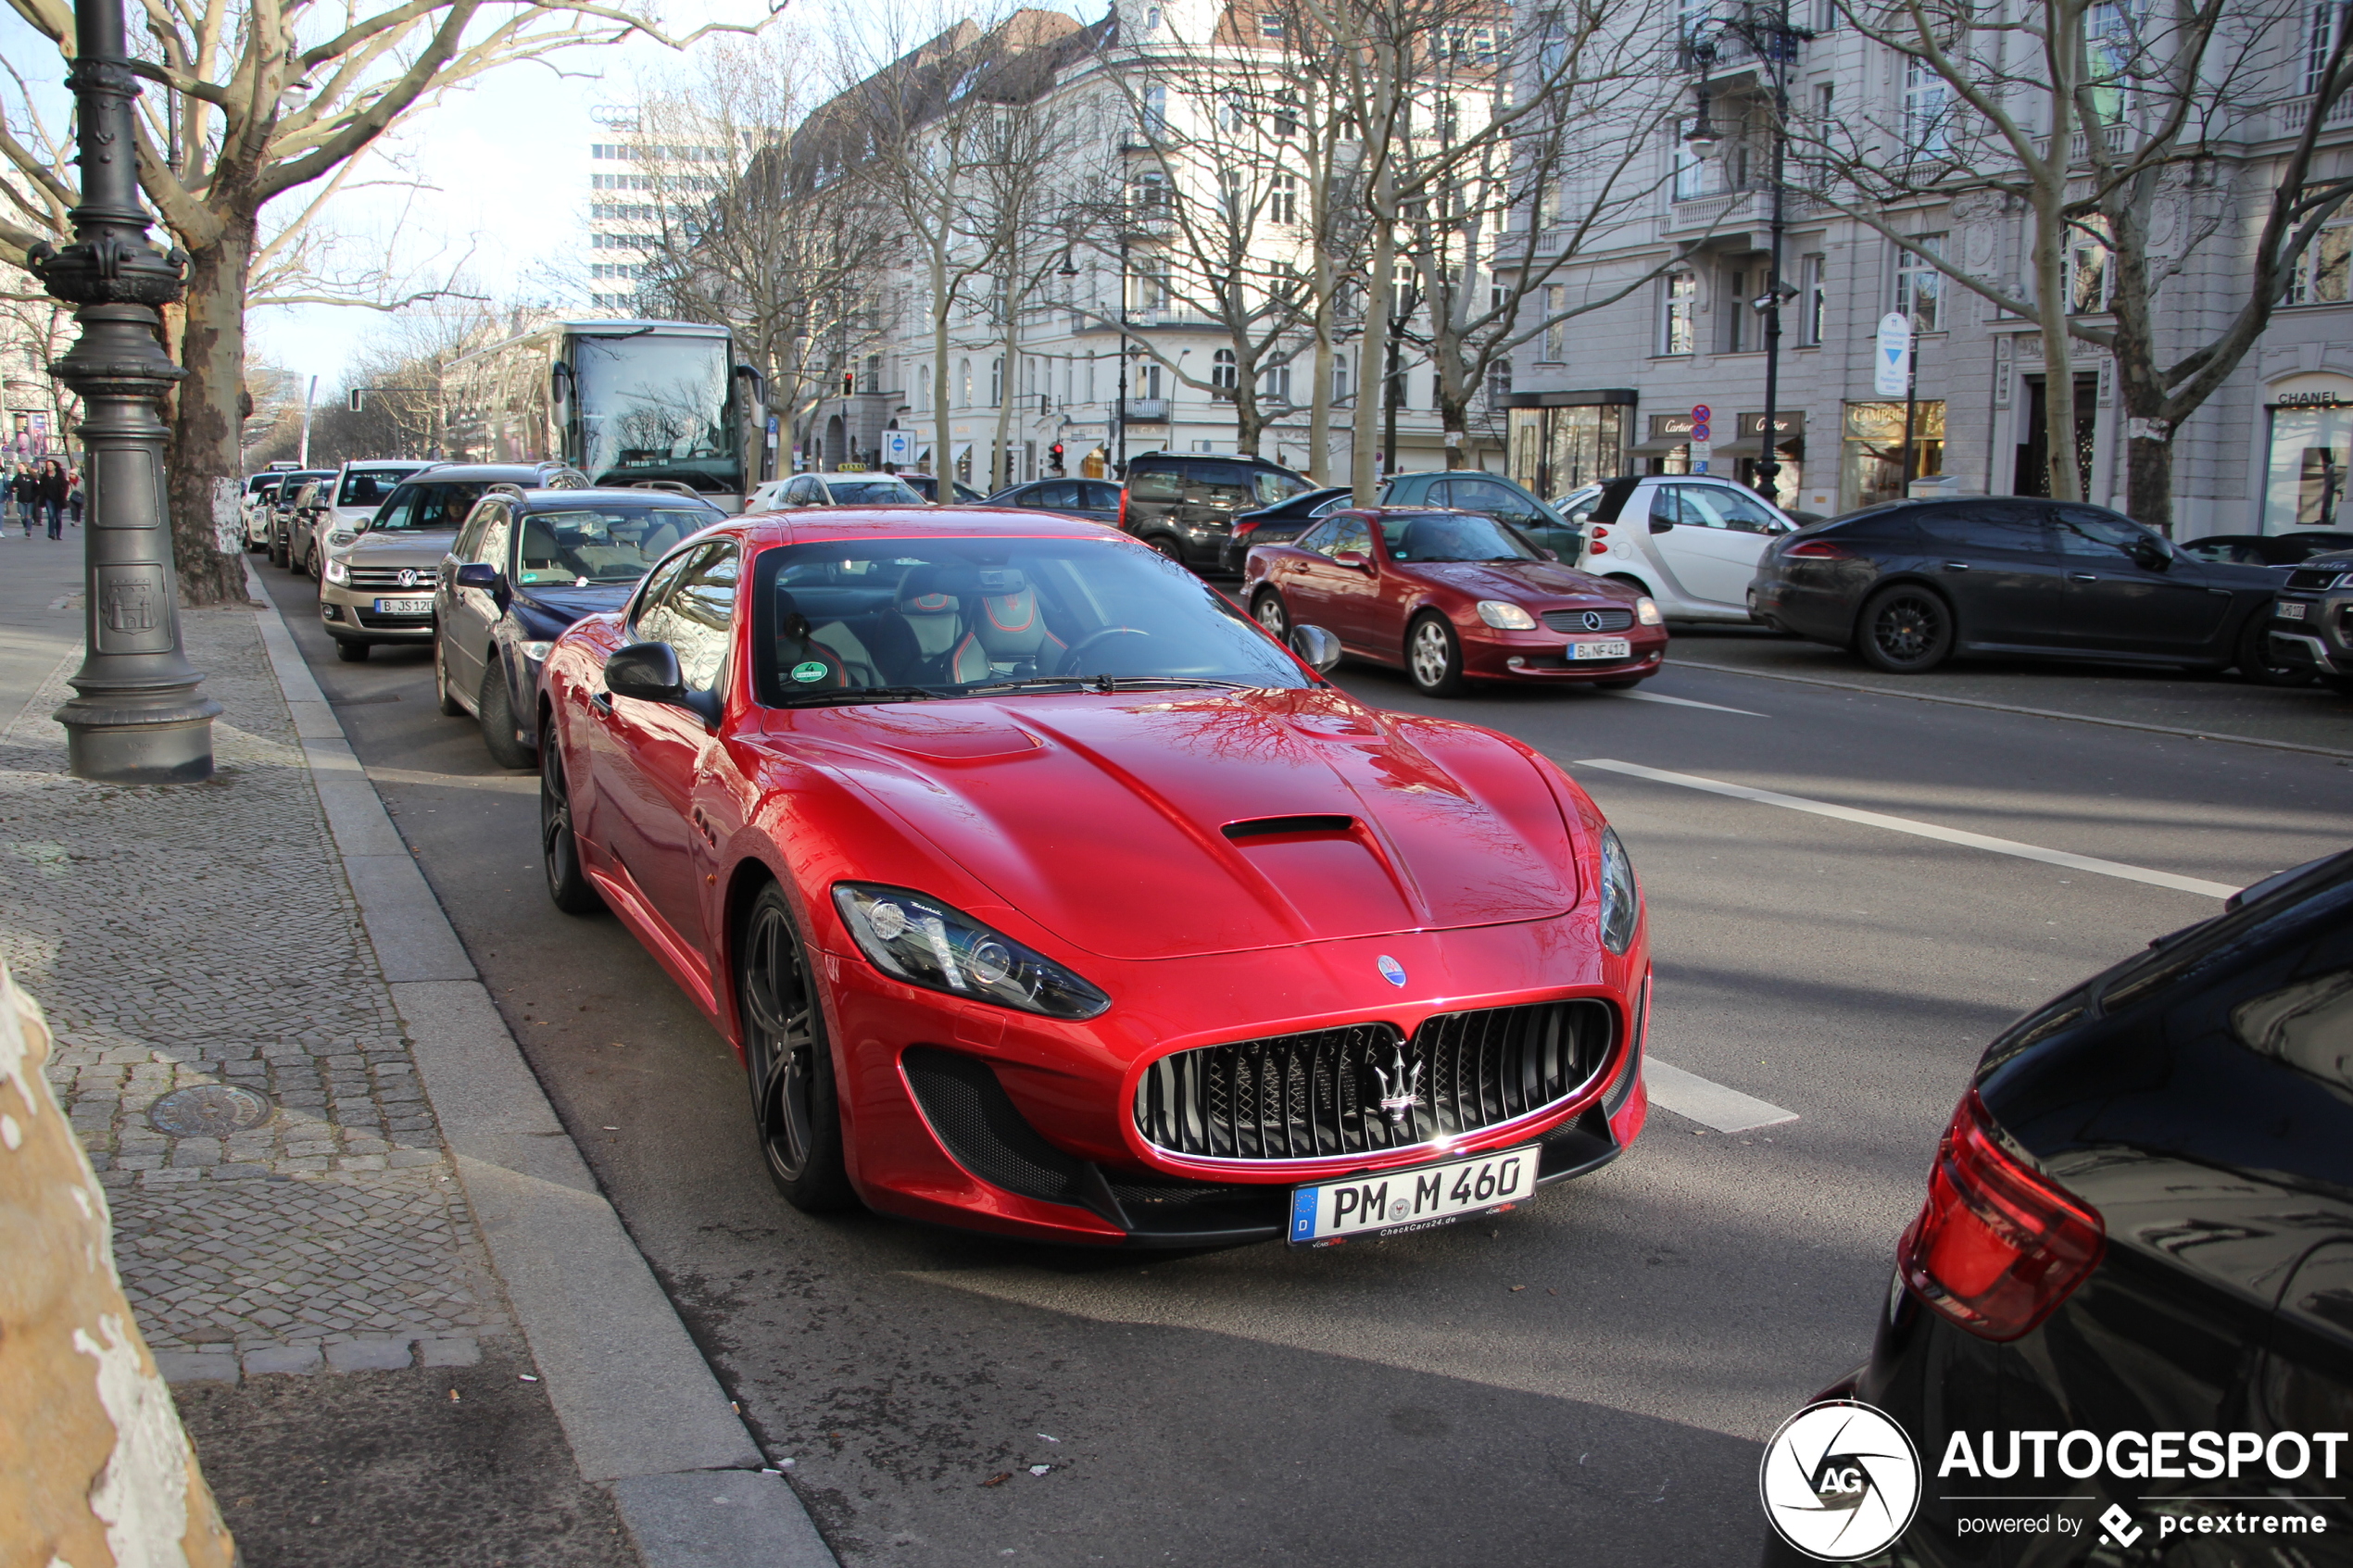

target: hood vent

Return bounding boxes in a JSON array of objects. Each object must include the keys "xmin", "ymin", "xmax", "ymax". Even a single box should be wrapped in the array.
[{"xmin": 1221, "ymin": 814, "xmax": 1355, "ymax": 841}]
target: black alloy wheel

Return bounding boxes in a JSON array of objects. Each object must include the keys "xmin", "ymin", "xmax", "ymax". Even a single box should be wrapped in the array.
[
  {"xmin": 738, "ymin": 884, "xmax": 855, "ymax": 1211},
  {"xmin": 433, "ymin": 633, "xmax": 466, "ymax": 716},
  {"xmin": 1252, "ymin": 588, "xmax": 1290, "ymax": 642},
  {"xmin": 1856, "ymin": 585, "xmax": 1956, "ymax": 674},
  {"xmin": 1147, "ymin": 534, "xmax": 1185, "ymax": 563},
  {"xmin": 538, "ymin": 720, "xmax": 603, "ymax": 916},
  {"xmin": 478, "ymin": 660, "xmax": 535, "ymax": 770},
  {"xmin": 2235, "ymin": 612, "xmax": 2318, "ymax": 688}
]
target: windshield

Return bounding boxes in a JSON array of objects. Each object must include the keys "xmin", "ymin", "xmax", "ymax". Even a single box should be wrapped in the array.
[
  {"xmin": 755, "ymin": 537, "xmax": 1310, "ymax": 705},
  {"xmin": 826, "ymin": 478, "xmax": 923, "ymax": 505},
  {"xmin": 278, "ymin": 471, "xmax": 332, "ymax": 502},
  {"xmin": 1378, "ymin": 512, "xmax": 1541, "ymax": 563},
  {"xmin": 339, "ymin": 468, "xmax": 416, "ymax": 508},
  {"xmin": 515, "ymin": 507, "xmax": 712, "ymax": 585},
  {"xmin": 372, "ymin": 482, "xmax": 488, "ymax": 532},
  {"xmin": 571, "ymin": 332, "xmax": 736, "ymax": 490}
]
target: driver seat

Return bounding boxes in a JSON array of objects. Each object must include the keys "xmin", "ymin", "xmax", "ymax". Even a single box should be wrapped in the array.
[{"xmin": 947, "ymin": 581, "xmax": 1065, "ymax": 682}]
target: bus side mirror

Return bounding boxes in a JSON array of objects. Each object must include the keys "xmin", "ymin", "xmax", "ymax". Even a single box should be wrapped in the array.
[
  {"xmin": 735, "ymin": 362, "xmax": 768, "ymax": 405},
  {"xmin": 550, "ymin": 362, "xmax": 572, "ymax": 405}
]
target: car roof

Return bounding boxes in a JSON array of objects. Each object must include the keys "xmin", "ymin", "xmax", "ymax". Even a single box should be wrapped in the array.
[
  {"xmin": 341, "ymin": 458, "xmax": 429, "ymax": 470},
  {"xmin": 732, "ymin": 509, "xmax": 1126, "ymax": 546},
  {"xmin": 405, "ymin": 463, "xmax": 569, "ymax": 482},
  {"xmin": 812, "ymin": 471, "xmax": 918, "ymax": 483},
  {"xmin": 510, "ymin": 487, "xmax": 720, "ymax": 510}
]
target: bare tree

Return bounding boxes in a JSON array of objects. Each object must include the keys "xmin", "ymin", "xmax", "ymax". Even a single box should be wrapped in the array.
[
  {"xmin": 0, "ymin": 0, "xmax": 758, "ymax": 604},
  {"xmin": 1804, "ymin": 0, "xmax": 2353, "ymax": 522}
]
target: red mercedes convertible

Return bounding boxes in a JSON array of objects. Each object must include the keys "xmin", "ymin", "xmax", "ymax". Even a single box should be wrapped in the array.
[
  {"xmin": 1242, "ymin": 508, "xmax": 1667, "ymax": 696},
  {"xmin": 537, "ymin": 508, "xmax": 1652, "ymax": 1248}
]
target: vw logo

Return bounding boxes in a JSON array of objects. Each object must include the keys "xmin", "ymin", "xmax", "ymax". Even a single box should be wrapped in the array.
[
  {"xmin": 1377, "ymin": 954, "xmax": 1407, "ymax": 987},
  {"xmin": 396, "ymin": 569, "xmax": 419, "ymax": 587},
  {"xmin": 1580, "ymin": 609, "xmax": 1604, "ymax": 632},
  {"xmin": 1758, "ymin": 1400, "xmax": 1920, "ymax": 1561}
]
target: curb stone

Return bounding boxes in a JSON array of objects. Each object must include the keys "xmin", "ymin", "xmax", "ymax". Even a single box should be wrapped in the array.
[{"xmin": 245, "ymin": 565, "xmax": 838, "ymax": 1568}]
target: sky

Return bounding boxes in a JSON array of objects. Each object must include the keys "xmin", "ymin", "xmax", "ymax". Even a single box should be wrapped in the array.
[{"xmin": 3, "ymin": 0, "xmax": 1098, "ymax": 391}]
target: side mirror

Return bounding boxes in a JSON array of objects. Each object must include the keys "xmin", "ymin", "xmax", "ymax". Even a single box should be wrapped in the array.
[
  {"xmin": 605, "ymin": 641, "xmax": 686, "ymax": 704},
  {"xmin": 1290, "ymin": 624, "xmax": 1343, "ymax": 674},
  {"xmin": 1332, "ymin": 550, "xmax": 1373, "ymax": 571},
  {"xmin": 2131, "ymin": 539, "xmax": 2169, "ymax": 571},
  {"xmin": 455, "ymin": 561, "xmax": 503, "ymax": 591}
]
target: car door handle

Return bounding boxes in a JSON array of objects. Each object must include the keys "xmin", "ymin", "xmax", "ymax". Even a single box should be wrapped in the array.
[
  {"xmin": 1943, "ymin": 560, "xmax": 1970, "ymax": 571},
  {"xmin": 2068, "ymin": 572, "xmax": 2098, "ymax": 583},
  {"xmin": 591, "ymin": 691, "xmax": 612, "ymax": 714}
]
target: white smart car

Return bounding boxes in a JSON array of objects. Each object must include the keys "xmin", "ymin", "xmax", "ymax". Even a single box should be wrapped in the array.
[{"xmin": 1558, "ymin": 474, "xmax": 1796, "ymax": 623}]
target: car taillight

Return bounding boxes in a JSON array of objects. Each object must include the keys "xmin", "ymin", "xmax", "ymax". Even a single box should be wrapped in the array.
[
  {"xmin": 1782, "ymin": 539, "xmax": 1851, "ymax": 559},
  {"xmin": 1897, "ymin": 1089, "xmax": 2103, "ymax": 1342},
  {"xmin": 1235, "ymin": 520, "xmax": 1259, "ymax": 536},
  {"xmin": 1118, "ymin": 489, "xmax": 1129, "ymax": 532}
]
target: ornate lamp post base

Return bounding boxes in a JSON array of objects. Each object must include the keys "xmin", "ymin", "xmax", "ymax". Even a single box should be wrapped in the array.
[{"xmin": 31, "ymin": 7, "xmax": 219, "ymax": 783}]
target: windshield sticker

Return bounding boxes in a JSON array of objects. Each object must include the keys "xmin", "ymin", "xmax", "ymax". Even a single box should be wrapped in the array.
[{"xmin": 790, "ymin": 660, "xmax": 829, "ymax": 684}]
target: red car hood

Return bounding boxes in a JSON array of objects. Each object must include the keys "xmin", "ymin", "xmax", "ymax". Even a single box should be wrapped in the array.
[
  {"xmin": 774, "ymin": 688, "xmax": 1580, "ymax": 960},
  {"xmin": 1400, "ymin": 559, "xmax": 1628, "ymax": 601}
]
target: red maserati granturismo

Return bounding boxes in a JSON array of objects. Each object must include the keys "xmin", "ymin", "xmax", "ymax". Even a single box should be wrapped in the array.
[
  {"xmin": 536, "ymin": 508, "xmax": 1652, "ymax": 1248},
  {"xmin": 1241, "ymin": 507, "xmax": 1667, "ymax": 696}
]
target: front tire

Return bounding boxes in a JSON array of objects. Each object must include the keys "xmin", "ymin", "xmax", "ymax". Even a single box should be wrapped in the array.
[
  {"xmin": 1856, "ymin": 585, "xmax": 1955, "ymax": 673},
  {"xmin": 1252, "ymin": 588, "xmax": 1290, "ymax": 642},
  {"xmin": 479, "ymin": 660, "xmax": 535, "ymax": 770},
  {"xmin": 1407, "ymin": 612, "xmax": 1469, "ymax": 697},
  {"xmin": 333, "ymin": 639, "xmax": 370, "ymax": 663},
  {"xmin": 2236, "ymin": 614, "xmax": 2316, "ymax": 688},
  {"xmin": 1146, "ymin": 534, "xmax": 1185, "ymax": 563},
  {"xmin": 737, "ymin": 884, "xmax": 856, "ymax": 1212},
  {"xmin": 538, "ymin": 720, "xmax": 603, "ymax": 916}
]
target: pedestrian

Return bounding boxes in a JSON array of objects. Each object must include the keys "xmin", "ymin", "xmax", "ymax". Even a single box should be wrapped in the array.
[
  {"xmin": 67, "ymin": 468, "xmax": 83, "ymax": 527},
  {"xmin": 10, "ymin": 466, "xmax": 34, "ymax": 536},
  {"xmin": 37, "ymin": 459, "xmax": 69, "ymax": 539}
]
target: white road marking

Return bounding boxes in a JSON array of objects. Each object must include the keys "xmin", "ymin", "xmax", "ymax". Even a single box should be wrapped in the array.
[
  {"xmin": 1615, "ymin": 690, "xmax": 1767, "ymax": 717},
  {"xmin": 1644, "ymin": 1059, "xmax": 1798, "ymax": 1132},
  {"xmin": 1575, "ymin": 757, "xmax": 2240, "ymax": 900}
]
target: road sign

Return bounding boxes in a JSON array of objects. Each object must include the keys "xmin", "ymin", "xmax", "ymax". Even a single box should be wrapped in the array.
[
  {"xmin": 1875, "ymin": 313, "xmax": 1913, "ymax": 396},
  {"xmin": 881, "ymin": 430, "xmax": 914, "ymax": 465},
  {"xmin": 1692, "ymin": 404, "xmax": 1711, "ymax": 422}
]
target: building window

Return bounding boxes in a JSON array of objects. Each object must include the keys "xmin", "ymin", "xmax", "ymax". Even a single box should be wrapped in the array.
[
  {"xmin": 2068, "ymin": 219, "xmax": 2111, "ymax": 314},
  {"xmin": 959, "ymin": 358, "xmax": 972, "ymax": 408},
  {"xmin": 2264, "ymin": 385, "xmax": 2353, "ymax": 527},
  {"xmin": 2289, "ymin": 226, "xmax": 2353, "ymax": 304},
  {"xmin": 1799, "ymin": 255, "xmax": 1826, "ymax": 345},
  {"xmin": 1210, "ymin": 348, "xmax": 1237, "ymax": 390},
  {"xmin": 1142, "ymin": 82, "xmax": 1169, "ymax": 136},
  {"xmin": 862, "ymin": 355, "xmax": 881, "ymax": 395},
  {"xmin": 1269, "ymin": 173, "xmax": 1298, "ymax": 225},
  {"xmin": 1540, "ymin": 284, "xmax": 1567, "ymax": 362},
  {"xmin": 1841, "ymin": 400, "xmax": 1944, "ymax": 510},
  {"xmin": 1894, "ymin": 235, "xmax": 1945, "ymax": 332},
  {"xmin": 1671, "ymin": 121, "xmax": 1708, "ymax": 200},
  {"xmin": 1659, "ymin": 270, "xmax": 1696, "ymax": 355},
  {"xmin": 1260, "ymin": 364, "xmax": 1291, "ymax": 403},
  {"xmin": 1333, "ymin": 352, "xmax": 1350, "ymax": 402},
  {"xmin": 1260, "ymin": 13, "xmax": 1285, "ymax": 37},
  {"xmin": 1487, "ymin": 359, "xmax": 1511, "ymax": 406},
  {"xmin": 989, "ymin": 356, "xmax": 1003, "ymax": 406},
  {"xmin": 1902, "ymin": 56, "xmax": 1950, "ymax": 158},
  {"xmin": 1722, "ymin": 257, "xmax": 1767, "ymax": 352},
  {"xmin": 2309, "ymin": 0, "xmax": 2347, "ymax": 93},
  {"xmin": 1137, "ymin": 259, "xmax": 1170, "ymax": 312}
]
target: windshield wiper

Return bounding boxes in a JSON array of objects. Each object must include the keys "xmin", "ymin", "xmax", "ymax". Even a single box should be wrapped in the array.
[
  {"xmin": 960, "ymin": 673, "xmax": 1256, "ymax": 696},
  {"xmin": 773, "ymin": 685, "xmax": 940, "ymax": 708}
]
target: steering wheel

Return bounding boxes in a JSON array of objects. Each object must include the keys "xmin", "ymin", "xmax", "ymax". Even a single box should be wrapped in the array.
[{"xmin": 1061, "ymin": 625, "xmax": 1151, "ymax": 673}]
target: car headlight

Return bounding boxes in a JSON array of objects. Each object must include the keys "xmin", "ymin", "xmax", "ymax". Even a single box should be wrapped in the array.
[
  {"xmin": 322, "ymin": 558, "xmax": 349, "ymax": 584},
  {"xmin": 1477, "ymin": 600, "xmax": 1538, "ymax": 630},
  {"xmin": 1597, "ymin": 826, "xmax": 1640, "ymax": 954},
  {"xmin": 518, "ymin": 639, "xmax": 555, "ymax": 661},
  {"xmin": 833, "ymin": 884, "xmax": 1110, "ymax": 1019},
  {"xmin": 1635, "ymin": 596, "xmax": 1663, "ymax": 626}
]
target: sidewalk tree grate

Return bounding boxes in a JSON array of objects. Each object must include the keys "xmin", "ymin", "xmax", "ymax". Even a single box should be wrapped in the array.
[{"xmin": 148, "ymin": 1085, "xmax": 273, "ymax": 1137}]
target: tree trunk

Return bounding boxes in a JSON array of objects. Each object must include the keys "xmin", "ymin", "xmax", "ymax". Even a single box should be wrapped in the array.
[
  {"xmin": 1308, "ymin": 300, "xmax": 1334, "ymax": 484},
  {"xmin": 2028, "ymin": 186, "xmax": 2082, "ymax": 503},
  {"xmin": 169, "ymin": 212, "xmax": 257, "ymax": 606},
  {"xmin": 931, "ymin": 254, "xmax": 952, "ymax": 482},
  {"xmin": 2123, "ymin": 429, "xmax": 2173, "ymax": 531},
  {"xmin": 1439, "ymin": 388, "xmax": 1468, "ymax": 470},
  {"xmin": 1352, "ymin": 213, "xmax": 1392, "ymax": 505},
  {"xmin": 992, "ymin": 333, "xmax": 1017, "ymax": 491}
]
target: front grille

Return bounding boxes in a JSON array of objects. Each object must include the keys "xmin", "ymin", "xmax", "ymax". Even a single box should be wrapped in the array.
[
  {"xmin": 2285, "ymin": 566, "xmax": 2349, "ymax": 591},
  {"xmin": 1134, "ymin": 1000, "xmax": 1614, "ymax": 1161},
  {"xmin": 1541, "ymin": 607, "xmax": 1634, "ymax": 633},
  {"xmin": 348, "ymin": 566, "xmax": 434, "ymax": 592}
]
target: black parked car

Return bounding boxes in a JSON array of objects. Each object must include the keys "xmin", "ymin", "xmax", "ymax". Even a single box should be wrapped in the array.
[
  {"xmin": 2180, "ymin": 530, "xmax": 2353, "ymax": 566},
  {"xmin": 1118, "ymin": 451, "xmax": 1317, "ymax": 570},
  {"xmin": 432, "ymin": 486, "xmax": 721, "ymax": 767},
  {"xmin": 1748, "ymin": 497, "xmax": 2304, "ymax": 682},
  {"xmin": 982, "ymin": 477, "xmax": 1123, "ymax": 524},
  {"xmin": 1768, "ymin": 851, "xmax": 2353, "ymax": 1567},
  {"xmin": 1217, "ymin": 484, "xmax": 1353, "ymax": 572}
]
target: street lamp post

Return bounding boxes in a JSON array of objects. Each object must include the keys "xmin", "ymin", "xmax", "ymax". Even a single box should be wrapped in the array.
[
  {"xmin": 1685, "ymin": 3, "xmax": 1810, "ymax": 508},
  {"xmin": 1114, "ymin": 233, "xmax": 1132, "ymax": 478},
  {"xmin": 27, "ymin": 0, "xmax": 220, "ymax": 783}
]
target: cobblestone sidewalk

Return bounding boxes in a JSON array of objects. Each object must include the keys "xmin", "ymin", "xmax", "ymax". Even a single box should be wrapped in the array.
[{"xmin": 0, "ymin": 603, "xmax": 510, "ymax": 1379}]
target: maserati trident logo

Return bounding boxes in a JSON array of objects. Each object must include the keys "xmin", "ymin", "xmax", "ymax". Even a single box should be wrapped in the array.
[
  {"xmin": 1377, "ymin": 954, "xmax": 1407, "ymax": 986},
  {"xmin": 396, "ymin": 569, "xmax": 420, "ymax": 588},
  {"xmin": 1371, "ymin": 1047, "xmax": 1423, "ymax": 1128}
]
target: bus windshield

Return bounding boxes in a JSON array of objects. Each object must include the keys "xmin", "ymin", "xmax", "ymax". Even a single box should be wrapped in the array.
[{"xmin": 571, "ymin": 333, "xmax": 736, "ymax": 493}]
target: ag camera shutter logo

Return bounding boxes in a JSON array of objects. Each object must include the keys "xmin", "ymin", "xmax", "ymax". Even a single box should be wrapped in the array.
[{"xmin": 1760, "ymin": 1400, "xmax": 1922, "ymax": 1561}]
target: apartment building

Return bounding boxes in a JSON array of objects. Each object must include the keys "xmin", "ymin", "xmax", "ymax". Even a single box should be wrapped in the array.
[
  {"xmin": 585, "ymin": 121, "xmax": 741, "ymax": 313},
  {"xmin": 1503, "ymin": 0, "xmax": 2353, "ymax": 538}
]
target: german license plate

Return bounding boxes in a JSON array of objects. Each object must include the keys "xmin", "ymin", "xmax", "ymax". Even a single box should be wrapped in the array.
[
  {"xmin": 1569, "ymin": 638, "xmax": 1631, "ymax": 660},
  {"xmin": 2276, "ymin": 600, "xmax": 2309, "ymax": 621},
  {"xmin": 1289, "ymin": 1145, "xmax": 1538, "ymax": 1247},
  {"xmin": 372, "ymin": 596, "xmax": 433, "ymax": 615}
]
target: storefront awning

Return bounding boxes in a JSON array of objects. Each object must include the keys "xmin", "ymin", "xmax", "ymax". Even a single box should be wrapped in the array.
[
  {"xmin": 1627, "ymin": 436, "xmax": 1688, "ymax": 457},
  {"xmin": 1711, "ymin": 435, "xmax": 1806, "ymax": 459}
]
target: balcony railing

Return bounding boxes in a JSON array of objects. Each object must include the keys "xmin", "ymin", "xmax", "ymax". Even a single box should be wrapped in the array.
[
  {"xmin": 1115, "ymin": 397, "xmax": 1171, "ymax": 422},
  {"xmin": 2274, "ymin": 93, "xmax": 2353, "ymax": 138}
]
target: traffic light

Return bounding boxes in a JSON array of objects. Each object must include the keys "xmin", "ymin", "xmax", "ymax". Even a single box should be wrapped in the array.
[
  {"xmin": 1050, "ymin": 443, "xmax": 1064, "ymax": 466},
  {"xmin": 841, "ymin": 370, "xmax": 855, "ymax": 396}
]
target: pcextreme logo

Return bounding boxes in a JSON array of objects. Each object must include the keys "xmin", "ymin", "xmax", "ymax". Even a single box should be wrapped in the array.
[{"xmin": 1759, "ymin": 1400, "xmax": 1923, "ymax": 1562}]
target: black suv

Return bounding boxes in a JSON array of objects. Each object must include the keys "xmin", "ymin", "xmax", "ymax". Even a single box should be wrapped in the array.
[{"xmin": 1119, "ymin": 452, "xmax": 1316, "ymax": 570}]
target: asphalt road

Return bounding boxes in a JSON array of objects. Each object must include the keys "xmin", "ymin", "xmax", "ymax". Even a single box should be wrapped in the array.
[{"xmin": 255, "ymin": 562, "xmax": 2353, "ymax": 1568}]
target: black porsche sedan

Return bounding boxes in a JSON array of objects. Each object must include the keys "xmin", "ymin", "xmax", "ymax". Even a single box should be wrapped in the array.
[
  {"xmin": 1216, "ymin": 484, "xmax": 1353, "ymax": 572},
  {"xmin": 1748, "ymin": 498, "xmax": 2302, "ymax": 682},
  {"xmin": 432, "ymin": 486, "xmax": 721, "ymax": 767},
  {"xmin": 1765, "ymin": 851, "xmax": 2353, "ymax": 1565}
]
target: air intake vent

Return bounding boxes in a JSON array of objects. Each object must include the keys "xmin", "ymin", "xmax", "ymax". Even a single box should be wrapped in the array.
[{"xmin": 1222, "ymin": 815, "xmax": 1354, "ymax": 840}]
